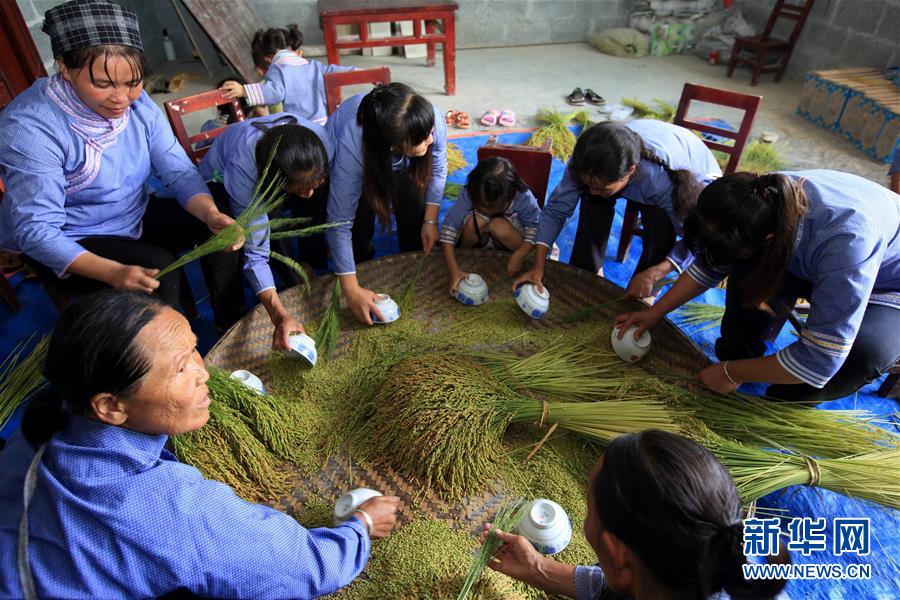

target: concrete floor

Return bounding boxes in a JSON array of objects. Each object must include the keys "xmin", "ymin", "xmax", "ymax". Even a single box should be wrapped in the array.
[{"xmin": 151, "ymin": 43, "xmax": 891, "ymax": 185}]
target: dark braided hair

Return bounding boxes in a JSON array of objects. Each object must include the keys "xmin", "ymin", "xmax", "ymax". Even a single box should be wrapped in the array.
[
  {"xmin": 570, "ymin": 122, "xmax": 703, "ymax": 218},
  {"xmin": 251, "ymin": 24, "xmax": 303, "ymax": 59}
]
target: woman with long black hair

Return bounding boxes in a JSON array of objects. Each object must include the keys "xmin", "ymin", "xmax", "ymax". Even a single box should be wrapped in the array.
[
  {"xmin": 514, "ymin": 120, "xmax": 721, "ymax": 301},
  {"xmin": 325, "ymin": 82, "xmax": 448, "ymax": 324},
  {"xmin": 200, "ymin": 112, "xmax": 332, "ymax": 350},
  {"xmin": 486, "ymin": 430, "xmax": 790, "ymax": 599},
  {"xmin": 616, "ymin": 170, "xmax": 900, "ymax": 401}
]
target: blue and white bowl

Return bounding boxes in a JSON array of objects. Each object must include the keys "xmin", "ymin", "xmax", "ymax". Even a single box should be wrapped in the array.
[
  {"xmin": 287, "ymin": 333, "xmax": 317, "ymax": 366},
  {"xmin": 610, "ymin": 324, "xmax": 652, "ymax": 363},
  {"xmin": 517, "ymin": 499, "xmax": 572, "ymax": 556},
  {"xmin": 230, "ymin": 369, "xmax": 266, "ymax": 394},
  {"xmin": 333, "ymin": 487, "xmax": 383, "ymax": 525},
  {"xmin": 372, "ymin": 294, "xmax": 401, "ymax": 324},
  {"xmin": 514, "ymin": 283, "xmax": 550, "ymax": 319},
  {"xmin": 455, "ymin": 273, "xmax": 489, "ymax": 306}
]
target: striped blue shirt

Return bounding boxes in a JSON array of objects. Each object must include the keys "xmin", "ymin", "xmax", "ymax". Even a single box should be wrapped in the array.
[
  {"xmin": 686, "ymin": 170, "xmax": 900, "ymax": 388},
  {"xmin": 324, "ymin": 92, "xmax": 448, "ymax": 275},
  {"xmin": 198, "ymin": 113, "xmax": 333, "ymax": 294},
  {"xmin": 536, "ymin": 119, "xmax": 722, "ymax": 272},
  {"xmin": 0, "ymin": 417, "xmax": 370, "ymax": 598},
  {"xmin": 0, "ymin": 76, "xmax": 209, "ymax": 277},
  {"xmin": 243, "ymin": 50, "xmax": 356, "ymax": 125},
  {"xmin": 439, "ymin": 187, "xmax": 541, "ymax": 245}
]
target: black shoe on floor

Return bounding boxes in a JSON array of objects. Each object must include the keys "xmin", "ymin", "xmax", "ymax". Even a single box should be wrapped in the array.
[
  {"xmin": 584, "ymin": 89, "xmax": 606, "ymax": 106},
  {"xmin": 566, "ymin": 87, "xmax": 585, "ymax": 105}
]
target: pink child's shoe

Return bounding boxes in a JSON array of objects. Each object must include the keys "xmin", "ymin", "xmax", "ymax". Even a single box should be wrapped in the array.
[
  {"xmin": 499, "ymin": 110, "xmax": 516, "ymax": 127},
  {"xmin": 480, "ymin": 109, "xmax": 500, "ymax": 127}
]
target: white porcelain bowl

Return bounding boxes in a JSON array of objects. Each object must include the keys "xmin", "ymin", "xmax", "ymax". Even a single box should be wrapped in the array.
[
  {"xmin": 333, "ymin": 487, "xmax": 383, "ymax": 525},
  {"xmin": 230, "ymin": 369, "xmax": 266, "ymax": 394},
  {"xmin": 455, "ymin": 273, "xmax": 489, "ymax": 306},
  {"xmin": 514, "ymin": 283, "xmax": 550, "ymax": 319},
  {"xmin": 610, "ymin": 324, "xmax": 652, "ymax": 363},
  {"xmin": 372, "ymin": 293, "xmax": 401, "ymax": 324},
  {"xmin": 517, "ymin": 499, "xmax": 572, "ymax": 555},
  {"xmin": 287, "ymin": 333, "xmax": 317, "ymax": 366}
]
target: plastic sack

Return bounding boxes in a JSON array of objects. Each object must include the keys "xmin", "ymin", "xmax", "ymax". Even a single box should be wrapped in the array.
[{"xmin": 588, "ymin": 28, "xmax": 650, "ymax": 58}]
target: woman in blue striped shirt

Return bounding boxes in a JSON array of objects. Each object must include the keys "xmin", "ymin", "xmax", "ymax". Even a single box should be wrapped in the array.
[{"xmin": 616, "ymin": 170, "xmax": 900, "ymax": 401}]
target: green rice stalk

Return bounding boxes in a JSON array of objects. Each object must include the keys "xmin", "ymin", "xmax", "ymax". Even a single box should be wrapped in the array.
[
  {"xmin": 269, "ymin": 251, "xmax": 310, "ymax": 291},
  {"xmin": 739, "ymin": 140, "xmax": 783, "ymax": 173},
  {"xmin": 474, "ymin": 340, "xmax": 628, "ymax": 400},
  {"xmin": 398, "ymin": 252, "xmax": 428, "ymax": 312},
  {"xmin": 313, "ymin": 279, "xmax": 342, "ymax": 360},
  {"xmin": 263, "ymin": 220, "xmax": 345, "ymax": 241},
  {"xmin": 447, "ymin": 142, "xmax": 468, "ymax": 175},
  {"xmin": 457, "ymin": 497, "xmax": 528, "ymax": 600},
  {"xmin": 572, "ymin": 109, "xmax": 595, "ymax": 129},
  {"xmin": 678, "ymin": 302, "xmax": 725, "ymax": 333},
  {"xmin": 445, "ymin": 182, "xmax": 463, "ymax": 200},
  {"xmin": 621, "ymin": 98, "xmax": 675, "ymax": 122},
  {"xmin": 0, "ymin": 335, "xmax": 48, "ymax": 429},
  {"xmin": 265, "ymin": 216, "xmax": 312, "ymax": 230}
]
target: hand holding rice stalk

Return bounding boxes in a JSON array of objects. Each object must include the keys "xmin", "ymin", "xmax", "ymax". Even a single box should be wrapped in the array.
[
  {"xmin": 155, "ymin": 142, "xmax": 346, "ymax": 282},
  {"xmin": 0, "ymin": 335, "xmax": 49, "ymax": 430},
  {"xmin": 457, "ymin": 496, "xmax": 527, "ymax": 600}
]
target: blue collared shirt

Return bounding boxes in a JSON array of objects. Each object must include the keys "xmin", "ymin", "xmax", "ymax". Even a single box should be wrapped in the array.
[
  {"xmin": 0, "ymin": 76, "xmax": 210, "ymax": 277},
  {"xmin": 324, "ymin": 92, "xmax": 448, "ymax": 275},
  {"xmin": 535, "ymin": 119, "xmax": 722, "ymax": 272},
  {"xmin": 243, "ymin": 50, "xmax": 356, "ymax": 125},
  {"xmin": 198, "ymin": 113, "xmax": 334, "ymax": 294},
  {"xmin": 0, "ymin": 417, "xmax": 370, "ymax": 599},
  {"xmin": 686, "ymin": 170, "xmax": 900, "ymax": 388}
]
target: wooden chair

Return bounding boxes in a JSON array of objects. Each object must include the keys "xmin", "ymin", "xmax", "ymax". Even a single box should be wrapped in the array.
[
  {"xmin": 0, "ymin": 177, "xmax": 22, "ymax": 312},
  {"xmin": 324, "ymin": 67, "xmax": 392, "ymax": 116},
  {"xmin": 616, "ymin": 83, "xmax": 761, "ymax": 263},
  {"xmin": 164, "ymin": 89, "xmax": 246, "ymax": 165},
  {"xmin": 727, "ymin": 0, "xmax": 815, "ymax": 86},
  {"xmin": 476, "ymin": 137, "xmax": 553, "ymax": 207}
]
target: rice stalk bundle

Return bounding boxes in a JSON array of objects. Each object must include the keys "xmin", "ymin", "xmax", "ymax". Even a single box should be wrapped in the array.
[
  {"xmin": 447, "ymin": 142, "xmax": 469, "ymax": 175},
  {"xmin": 709, "ymin": 437, "xmax": 900, "ymax": 509},
  {"xmin": 678, "ymin": 302, "xmax": 725, "ymax": 333},
  {"xmin": 666, "ymin": 383, "xmax": 900, "ymax": 458},
  {"xmin": 738, "ymin": 140, "xmax": 783, "ymax": 173},
  {"xmin": 0, "ymin": 335, "xmax": 49, "ymax": 430},
  {"xmin": 474, "ymin": 340, "xmax": 628, "ymax": 400},
  {"xmin": 360, "ymin": 353, "xmax": 520, "ymax": 500},
  {"xmin": 527, "ymin": 108, "xmax": 580, "ymax": 162},
  {"xmin": 621, "ymin": 97, "xmax": 676, "ymax": 122},
  {"xmin": 457, "ymin": 496, "xmax": 528, "ymax": 600},
  {"xmin": 572, "ymin": 109, "xmax": 595, "ymax": 129},
  {"xmin": 313, "ymin": 279, "xmax": 342, "ymax": 360},
  {"xmin": 507, "ymin": 398, "xmax": 684, "ymax": 442}
]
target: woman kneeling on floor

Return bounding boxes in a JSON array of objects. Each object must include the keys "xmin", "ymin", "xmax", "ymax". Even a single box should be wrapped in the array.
[{"xmin": 0, "ymin": 291, "xmax": 399, "ymax": 598}]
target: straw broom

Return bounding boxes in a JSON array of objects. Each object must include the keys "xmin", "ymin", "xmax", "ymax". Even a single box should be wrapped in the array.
[
  {"xmin": 0, "ymin": 335, "xmax": 49, "ymax": 430},
  {"xmin": 457, "ymin": 496, "xmax": 528, "ymax": 600}
]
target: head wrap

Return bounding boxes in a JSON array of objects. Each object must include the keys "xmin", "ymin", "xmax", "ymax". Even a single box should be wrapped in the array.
[{"xmin": 42, "ymin": 0, "xmax": 142, "ymax": 58}]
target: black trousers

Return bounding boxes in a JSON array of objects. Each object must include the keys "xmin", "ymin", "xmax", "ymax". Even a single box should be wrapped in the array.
[
  {"xmin": 26, "ymin": 196, "xmax": 244, "ymax": 330},
  {"xmin": 351, "ymin": 171, "xmax": 425, "ymax": 264},
  {"xmin": 716, "ymin": 271, "xmax": 900, "ymax": 402},
  {"xmin": 569, "ymin": 196, "xmax": 675, "ymax": 275}
]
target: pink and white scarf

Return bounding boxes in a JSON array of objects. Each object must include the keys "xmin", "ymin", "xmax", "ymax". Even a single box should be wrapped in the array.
[{"xmin": 46, "ymin": 74, "xmax": 131, "ymax": 194}]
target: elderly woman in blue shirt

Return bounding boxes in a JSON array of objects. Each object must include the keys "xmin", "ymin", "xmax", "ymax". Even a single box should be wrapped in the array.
[
  {"xmin": 0, "ymin": 0, "xmax": 244, "ymax": 330},
  {"xmin": 617, "ymin": 170, "xmax": 900, "ymax": 402},
  {"xmin": 325, "ymin": 82, "xmax": 447, "ymax": 324},
  {"xmin": 199, "ymin": 112, "xmax": 333, "ymax": 350},
  {"xmin": 514, "ymin": 120, "xmax": 721, "ymax": 301},
  {"xmin": 0, "ymin": 290, "xmax": 400, "ymax": 598}
]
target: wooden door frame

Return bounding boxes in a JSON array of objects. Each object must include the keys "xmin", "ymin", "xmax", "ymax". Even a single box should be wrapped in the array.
[{"xmin": 0, "ymin": 1, "xmax": 47, "ymax": 106}]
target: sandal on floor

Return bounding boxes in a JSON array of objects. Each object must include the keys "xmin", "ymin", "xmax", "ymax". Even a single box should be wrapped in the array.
[
  {"xmin": 499, "ymin": 110, "xmax": 516, "ymax": 127},
  {"xmin": 480, "ymin": 109, "xmax": 500, "ymax": 127},
  {"xmin": 566, "ymin": 87, "xmax": 585, "ymax": 105},
  {"xmin": 456, "ymin": 111, "xmax": 472, "ymax": 128},
  {"xmin": 445, "ymin": 109, "xmax": 459, "ymax": 126},
  {"xmin": 584, "ymin": 89, "xmax": 606, "ymax": 106}
]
